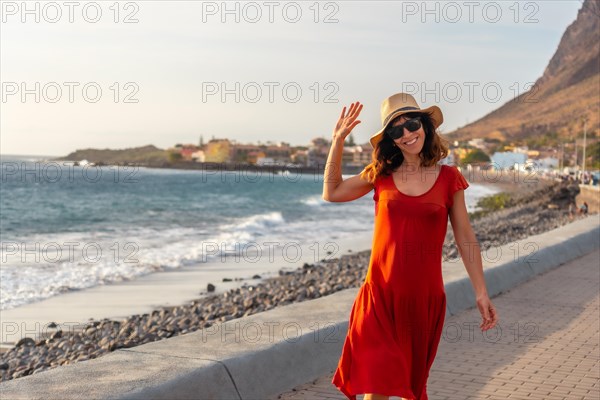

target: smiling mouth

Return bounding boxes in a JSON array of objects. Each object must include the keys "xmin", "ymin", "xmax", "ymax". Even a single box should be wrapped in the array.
[{"xmin": 403, "ymin": 137, "xmax": 418, "ymax": 146}]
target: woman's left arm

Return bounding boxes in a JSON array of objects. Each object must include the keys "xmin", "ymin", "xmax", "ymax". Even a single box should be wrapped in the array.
[{"xmin": 449, "ymin": 189, "xmax": 499, "ymax": 332}]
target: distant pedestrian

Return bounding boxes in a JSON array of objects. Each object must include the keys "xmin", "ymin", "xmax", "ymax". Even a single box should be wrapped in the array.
[{"xmin": 568, "ymin": 203, "xmax": 574, "ymax": 219}]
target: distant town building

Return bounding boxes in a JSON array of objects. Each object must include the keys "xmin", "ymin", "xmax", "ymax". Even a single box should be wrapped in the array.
[
  {"xmin": 468, "ymin": 138, "xmax": 486, "ymax": 150},
  {"xmin": 191, "ymin": 150, "xmax": 205, "ymax": 162},
  {"xmin": 263, "ymin": 142, "xmax": 292, "ymax": 164},
  {"xmin": 247, "ymin": 150, "xmax": 266, "ymax": 164},
  {"xmin": 308, "ymin": 138, "xmax": 330, "ymax": 167},
  {"xmin": 179, "ymin": 144, "xmax": 199, "ymax": 161},
  {"xmin": 230, "ymin": 143, "xmax": 263, "ymax": 163},
  {"xmin": 503, "ymin": 145, "xmax": 529, "ymax": 154},
  {"xmin": 256, "ymin": 156, "xmax": 277, "ymax": 166},
  {"xmin": 205, "ymin": 139, "xmax": 231, "ymax": 163},
  {"xmin": 490, "ymin": 151, "xmax": 528, "ymax": 170},
  {"xmin": 226, "ymin": 141, "xmax": 292, "ymax": 165},
  {"xmin": 344, "ymin": 144, "xmax": 372, "ymax": 167},
  {"xmin": 291, "ymin": 149, "xmax": 309, "ymax": 166}
]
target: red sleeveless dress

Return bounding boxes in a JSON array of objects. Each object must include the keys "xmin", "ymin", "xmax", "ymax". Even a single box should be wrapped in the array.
[{"xmin": 332, "ymin": 164, "xmax": 470, "ymax": 400}]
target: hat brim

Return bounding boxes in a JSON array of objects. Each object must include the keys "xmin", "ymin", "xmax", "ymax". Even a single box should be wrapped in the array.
[{"xmin": 369, "ymin": 105, "xmax": 444, "ymax": 149}]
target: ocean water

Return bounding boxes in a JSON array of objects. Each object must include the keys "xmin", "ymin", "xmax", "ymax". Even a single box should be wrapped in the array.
[{"xmin": 0, "ymin": 155, "xmax": 499, "ymax": 310}]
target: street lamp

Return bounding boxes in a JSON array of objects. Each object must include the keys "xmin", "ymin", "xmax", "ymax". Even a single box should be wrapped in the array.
[{"xmin": 581, "ymin": 116, "xmax": 588, "ymax": 184}]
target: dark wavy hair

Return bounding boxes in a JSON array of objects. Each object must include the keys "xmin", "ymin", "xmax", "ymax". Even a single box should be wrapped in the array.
[{"xmin": 359, "ymin": 111, "xmax": 450, "ymax": 184}]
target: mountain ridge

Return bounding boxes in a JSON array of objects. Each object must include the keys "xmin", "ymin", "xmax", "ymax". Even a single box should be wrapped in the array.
[{"xmin": 447, "ymin": 0, "xmax": 600, "ymax": 143}]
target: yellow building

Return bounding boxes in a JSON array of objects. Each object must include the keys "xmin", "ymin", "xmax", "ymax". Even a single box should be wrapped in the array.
[{"xmin": 205, "ymin": 139, "xmax": 231, "ymax": 163}]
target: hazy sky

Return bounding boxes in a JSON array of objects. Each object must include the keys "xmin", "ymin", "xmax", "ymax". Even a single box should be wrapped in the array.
[{"xmin": 1, "ymin": 0, "xmax": 584, "ymax": 156}]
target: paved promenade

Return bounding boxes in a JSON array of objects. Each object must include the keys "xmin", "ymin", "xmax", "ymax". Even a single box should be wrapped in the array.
[{"xmin": 274, "ymin": 249, "xmax": 600, "ymax": 400}]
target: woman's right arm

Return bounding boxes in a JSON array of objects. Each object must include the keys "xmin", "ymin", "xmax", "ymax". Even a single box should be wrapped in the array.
[{"xmin": 322, "ymin": 102, "xmax": 374, "ymax": 203}]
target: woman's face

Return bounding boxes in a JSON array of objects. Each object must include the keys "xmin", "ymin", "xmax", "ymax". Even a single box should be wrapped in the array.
[{"xmin": 391, "ymin": 114, "xmax": 425, "ymax": 155}]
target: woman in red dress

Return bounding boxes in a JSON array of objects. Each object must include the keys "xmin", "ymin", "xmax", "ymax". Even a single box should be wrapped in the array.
[{"xmin": 322, "ymin": 93, "xmax": 499, "ymax": 400}]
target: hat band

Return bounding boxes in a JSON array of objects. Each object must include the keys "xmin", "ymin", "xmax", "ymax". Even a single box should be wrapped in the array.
[{"xmin": 383, "ymin": 106, "xmax": 420, "ymax": 127}]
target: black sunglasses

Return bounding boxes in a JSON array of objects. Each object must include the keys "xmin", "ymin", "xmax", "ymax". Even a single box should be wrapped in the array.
[{"xmin": 386, "ymin": 117, "xmax": 422, "ymax": 140}]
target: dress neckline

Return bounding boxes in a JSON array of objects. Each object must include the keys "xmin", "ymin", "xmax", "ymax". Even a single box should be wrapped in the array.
[{"xmin": 390, "ymin": 165, "xmax": 445, "ymax": 198}]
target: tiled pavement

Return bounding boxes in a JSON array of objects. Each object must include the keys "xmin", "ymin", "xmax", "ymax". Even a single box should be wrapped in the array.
[{"xmin": 273, "ymin": 249, "xmax": 600, "ymax": 400}]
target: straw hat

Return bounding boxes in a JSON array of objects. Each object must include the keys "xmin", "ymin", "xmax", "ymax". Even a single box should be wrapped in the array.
[{"xmin": 369, "ymin": 93, "xmax": 444, "ymax": 149}]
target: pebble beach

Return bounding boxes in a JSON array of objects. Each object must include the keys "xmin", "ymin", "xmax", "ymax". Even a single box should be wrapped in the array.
[{"xmin": 0, "ymin": 176, "xmax": 592, "ymax": 382}]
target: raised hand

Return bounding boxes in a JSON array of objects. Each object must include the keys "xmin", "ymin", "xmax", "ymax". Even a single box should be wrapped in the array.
[{"xmin": 333, "ymin": 101, "xmax": 363, "ymax": 142}]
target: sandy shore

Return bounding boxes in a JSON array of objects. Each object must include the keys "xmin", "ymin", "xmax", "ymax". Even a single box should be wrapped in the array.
[{"xmin": 0, "ymin": 231, "xmax": 374, "ymax": 346}]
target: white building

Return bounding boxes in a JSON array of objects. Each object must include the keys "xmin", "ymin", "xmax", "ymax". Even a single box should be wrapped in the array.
[
  {"xmin": 468, "ymin": 138, "xmax": 486, "ymax": 150},
  {"xmin": 191, "ymin": 150, "xmax": 205, "ymax": 162},
  {"xmin": 256, "ymin": 156, "xmax": 277, "ymax": 166}
]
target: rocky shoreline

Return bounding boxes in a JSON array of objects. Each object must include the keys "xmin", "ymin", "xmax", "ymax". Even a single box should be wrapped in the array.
[{"xmin": 0, "ymin": 178, "xmax": 591, "ymax": 382}]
